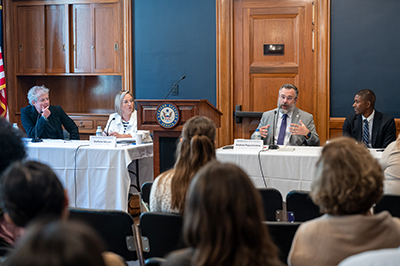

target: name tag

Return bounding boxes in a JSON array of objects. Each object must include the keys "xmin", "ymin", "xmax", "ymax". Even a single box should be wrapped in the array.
[
  {"xmin": 234, "ymin": 139, "xmax": 263, "ymax": 150},
  {"xmin": 90, "ymin": 136, "xmax": 117, "ymax": 147}
]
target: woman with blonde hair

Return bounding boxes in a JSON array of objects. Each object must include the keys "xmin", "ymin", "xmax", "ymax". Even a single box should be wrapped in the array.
[
  {"xmin": 288, "ymin": 137, "xmax": 400, "ymax": 266},
  {"xmin": 104, "ymin": 90, "xmax": 151, "ymax": 142},
  {"xmin": 162, "ymin": 161, "xmax": 283, "ymax": 266},
  {"xmin": 150, "ymin": 116, "xmax": 216, "ymax": 214}
]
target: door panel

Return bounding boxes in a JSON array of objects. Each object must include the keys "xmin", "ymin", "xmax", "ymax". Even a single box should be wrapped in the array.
[
  {"xmin": 234, "ymin": 0, "xmax": 315, "ymax": 140},
  {"xmin": 72, "ymin": 4, "xmax": 91, "ymax": 73},
  {"xmin": 45, "ymin": 5, "xmax": 66, "ymax": 73}
]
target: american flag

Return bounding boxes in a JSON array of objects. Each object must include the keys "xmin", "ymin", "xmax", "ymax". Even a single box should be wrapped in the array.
[{"xmin": 0, "ymin": 46, "xmax": 7, "ymax": 119}]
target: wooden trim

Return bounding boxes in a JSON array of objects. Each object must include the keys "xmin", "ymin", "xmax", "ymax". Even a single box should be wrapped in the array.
[
  {"xmin": 122, "ymin": 0, "xmax": 132, "ymax": 92},
  {"xmin": 216, "ymin": 0, "xmax": 234, "ymax": 147}
]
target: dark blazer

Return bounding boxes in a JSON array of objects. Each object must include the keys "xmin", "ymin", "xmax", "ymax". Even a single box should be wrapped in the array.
[
  {"xmin": 21, "ymin": 105, "xmax": 79, "ymax": 140},
  {"xmin": 342, "ymin": 110, "xmax": 396, "ymax": 148}
]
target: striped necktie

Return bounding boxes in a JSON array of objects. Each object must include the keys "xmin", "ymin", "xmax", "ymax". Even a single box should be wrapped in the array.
[
  {"xmin": 277, "ymin": 114, "xmax": 287, "ymax": 145},
  {"xmin": 363, "ymin": 119, "xmax": 369, "ymax": 148}
]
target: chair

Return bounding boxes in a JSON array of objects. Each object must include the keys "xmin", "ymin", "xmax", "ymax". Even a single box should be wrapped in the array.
[
  {"xmin": 68, "ymin": 208, "xmax": 138, "ymax": 262},
  {"xmin": 258, "ymin": 188, "xmax": 283, "ymax": 221},
  {"xmin": 141, "ymin": 181, "xmax": 153, "ymax": 206},
  {"xmin": 265, "ymin": 221, "xmax": 301, "ymax": 264},
  {"xmin": 286, "ymin": 190, "xmax": 322, "ymax": 222},
  {"xmin": 375, "ymin": 194, "xmax": 400, "ymax": 218},
  {"xmin": 138, "ymin": 212, "xmax": 185, "ymax": 260}
]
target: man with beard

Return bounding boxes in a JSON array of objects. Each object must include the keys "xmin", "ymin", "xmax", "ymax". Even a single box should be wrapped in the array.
[
  {"xmin": 251, "ymin": 84, "xmax": 320, "ymax": 146},
  {"xmin": 343, "ymin": 89, "xmax": 396, "ymax": 148}
]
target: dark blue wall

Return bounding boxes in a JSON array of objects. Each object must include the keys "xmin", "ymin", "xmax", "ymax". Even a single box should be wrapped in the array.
[
  {"xmin": 133, "ymin": 0, "xmax": 216, "ymax": 106},
  {"xmin": 330, "ymin": 0, "xmax": 400, "ymax": 118}
]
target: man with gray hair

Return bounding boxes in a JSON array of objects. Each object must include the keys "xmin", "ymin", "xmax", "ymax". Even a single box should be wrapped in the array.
[
  {"xmin": 21, "ymin": 85, "xmax": 79, "ymax": 140},
  {"xmin": 252, "ymin": 84, "xmax": 319, "ymax": 146}
]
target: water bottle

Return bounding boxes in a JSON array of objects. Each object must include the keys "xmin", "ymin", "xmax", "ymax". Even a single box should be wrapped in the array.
[
  {"xmin": 252, "ymin": 128, "xmax": 262, "ymax": 140},
  {"xmin": 96, "ymin": 126, "xmax": 102, "ymax": 136},
  {"xmin": 13, "ymin": 123, "xmax": 18, "ymax": 130}
]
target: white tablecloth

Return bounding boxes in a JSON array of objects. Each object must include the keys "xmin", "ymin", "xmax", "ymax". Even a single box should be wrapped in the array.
[
  {"xmin": 25, "ymin": 140, "xmax": 153, "ymax": 211},
  {"xmin": 216, "ymin": 146, "xmax": 382, "ymax": 199}
]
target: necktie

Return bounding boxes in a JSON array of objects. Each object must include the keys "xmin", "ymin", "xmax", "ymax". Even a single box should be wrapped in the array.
[
  {"xmin": 363, "ymin": 119, "xmax": 369, "ymax": 148},
  {"xmin": 277, "ymin": 114, "xmax": 287, "ymax": 145}
]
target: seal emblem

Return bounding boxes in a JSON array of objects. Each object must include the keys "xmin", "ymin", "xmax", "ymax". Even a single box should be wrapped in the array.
[{"xmin": 156, "ymin": 102, "xmax": 179, "ymax": 128}]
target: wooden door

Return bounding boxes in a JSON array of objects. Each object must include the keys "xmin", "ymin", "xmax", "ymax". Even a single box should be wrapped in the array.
[
  {"xmin": 71, "ymin": 4, "xmax": 91, "ymax": 73},
  {"xmin": 92, "ymin": 3, "xmax": 121, "ymax": 73},
  {"xmin": 234, "ymin": 0, "xmax": 316, "ymax": 139},
  {"xmin": 17, "ymin": 6, "xmax": 45, "ymax": 73},
  {"xmin": 45, "ymin": 5, "xmax": 67, "ymax": 73}
]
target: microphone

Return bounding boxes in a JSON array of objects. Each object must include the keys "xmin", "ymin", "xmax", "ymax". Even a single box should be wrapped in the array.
[
  {"xmin": 106, "ymin": 117, "xmax": 116, "ymax": 136},
  {"xmin": 164, "ymin": 76, "xmax": 186, "ymax": 99},
  {"xmin": 268, "ymin": 110, "xmax": 279, "ymax": 149},
  {"xmin": 32, "ymin": 112, "xmax": 43, "ymax": 143}
]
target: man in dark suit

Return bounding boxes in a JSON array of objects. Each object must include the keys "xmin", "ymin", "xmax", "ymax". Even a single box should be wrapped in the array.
[
  {"xmin": 21, "ymin": 85, "xmax": 79, "ymax": 140},
  {"xmin": 252, "ymin": 84, "xmax": 320, "ymax": 146},
  {"xmin": 343, "ymin": 89, "xmax": 396, "ymax": 148}
]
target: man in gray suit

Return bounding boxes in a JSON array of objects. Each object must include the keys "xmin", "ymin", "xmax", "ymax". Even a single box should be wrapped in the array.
[{"xmin": 252, "ymin": 84, "xmax": 320, "ymax": 146}]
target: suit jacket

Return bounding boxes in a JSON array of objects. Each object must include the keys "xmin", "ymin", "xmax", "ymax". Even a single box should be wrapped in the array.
[
  {"xmin": 21, "ymin": 105, "xmax": 79, "ymax": 140},
  {"xmin": 342, "ymin": 110, "xmax": 396, "ymax": 148},
  {"xmin": 252, "ymin": 107, "xmax": 320, "ymax": 146}
]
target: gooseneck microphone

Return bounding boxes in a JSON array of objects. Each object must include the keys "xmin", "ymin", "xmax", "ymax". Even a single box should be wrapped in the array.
[
  {"xmin": 268, "ymin": 110, "xmax": 279, "ymax": 149},
  {"xmin": 106, "ymin": 117, "xmax": 116, "ymax": 136},
  {"xmin": 32, "ymin": 112, "xmax": 43, "ymax": 143},
  {"xmin": 164, "ymin": 76, "xmax": 186, "ymax": 99}
]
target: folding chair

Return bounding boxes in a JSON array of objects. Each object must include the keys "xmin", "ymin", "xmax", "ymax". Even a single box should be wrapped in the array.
[
  {"xmin": 286, "ymin": 190, "xmax": 321, "ymax": 222},
  {"xmin": 141, "ymin": 182, "xmax": 153, "ymax": 206},
  {"xmin": 264, "ymin": 221, "xmax": 301, "ymax": 264},
  {"xmin": 258, "ymin": 188, "xmax": 283, "ymax": 221},
  {"xmin": 138, "ymin": 212, "xmax": 185, "ymax": 261},
  {"xmin": 69, "ymin": 208, "xmax": 138, "ymax": 262},
  {"xmin": 375, "ymin": 194, "xmax": 400, "ymax": 218}
]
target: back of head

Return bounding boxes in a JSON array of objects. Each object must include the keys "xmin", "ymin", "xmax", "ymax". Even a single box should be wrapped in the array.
[
  {"xmin": 0, "ymin": 161, "xmax": 66, "ymax": 227},
  {"xmin": 311, "ymin": 137, "xmax": 383, "ymax": 215},
  {"xmin": 4, "ymin": 220, "xmax": 106, "ymax": 266},
  {"xmin": 356, "ymin": 89, "xmax": 376, "ymax": 108},
  {"xmin": 184, "ymin": 161, "xmax": 281, "ymax": 266},
  {"xmin": 0, "ymin": 118, "xmax": 26, "ymax": 175},
  {"xmin": 171, "ymin": 116, "xmax": 217, "ymax": 213}
]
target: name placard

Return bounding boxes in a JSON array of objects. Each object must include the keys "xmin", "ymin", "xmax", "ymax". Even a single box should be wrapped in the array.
[
  {"xmin": 233, "ymin": 139, "xmax": 263, "ymax": 150},
  {"xmin": 89, "ymin": 136, "xmax": 117, "ymax": 147}
]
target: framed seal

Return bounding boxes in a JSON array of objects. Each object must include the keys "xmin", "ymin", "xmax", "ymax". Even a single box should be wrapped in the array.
[{"xmin": 156, "ymin": 102, "xmax": 180, "ymax": 128}]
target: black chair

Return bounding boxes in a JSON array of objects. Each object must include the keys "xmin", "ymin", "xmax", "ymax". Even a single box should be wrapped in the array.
[
  {"xmin": 69, "ymin": 208, "xmax": 138, "ymax": 262},
  {"xmin": 258, "ymin": 188, "xmax": 283, "ymax": 221},
  {"xmin": 145, "ymin": 257, "xmax": 166, "ymax": 266},
  {"xmin": 141, "ymin": 181, "xmax": 153, "ymax": 206},
  {"xmin": 265, "ymin": 221, "xmax": 301, "ymax": 264},
  {"xmin": 138, "ymin": 212, "xmax": 185, "ymax": 260},
  {"xmin": 286, "ymin": 190, "xmax": 321, "ymax": 222},
  {"xmin": 375, "ymin": 194, "xmax": 400, "ymax": 218}
]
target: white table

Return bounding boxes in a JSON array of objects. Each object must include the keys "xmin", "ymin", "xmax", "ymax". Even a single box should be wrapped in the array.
[
  {"xmin": 216, "ymin": 146, "xmax": 382, "ymax": 199},
  {"xmin": 25, "ymin": 140, "xmax": 153, "ymax": 211}
]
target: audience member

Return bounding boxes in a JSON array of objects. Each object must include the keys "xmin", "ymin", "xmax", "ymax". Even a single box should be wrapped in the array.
[
  {"xmin": 288, "ymin": 137, "xmax": 400, "ymax": 266},
  {"xmin": 252, "ymin": 83, "xmax": 319, "ymax": 146},
  {"xmin": 380, "ymin": 134, "xmax": 400, "ymax": 194},
  {"xmin": 0, "ymin": 161, "xmax": 125, "ymax": 266},
  {"xmin": 162, "ymin": 161, "xmax": 283, "ymax": 266},
  {"xmin": 21, "ymin": 85, "xmax": 79, "ymax": 140},
  {"xmin": 0, "ymin": 118, "xmax": 26, "ymax": 247},
  {"xmin": 104, "ymin": 90, "xmax": 151, "ymax": 142},
  {"xmin": 3, "ymin": 220, "xmax": 107, "ymax": 266},
  {"xmin": 150, "ymin": 116, "xmax": 216, "ymax": 214},
  {"xmin": 343, "ymin": 89, "xmax": 396, "ymax": 148}
]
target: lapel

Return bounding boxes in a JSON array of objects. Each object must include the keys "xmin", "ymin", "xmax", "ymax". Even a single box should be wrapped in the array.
[
  {"xmin": 372, "ymin": 111, "xmax": 382, "ymax": 147},
  {"xmin": 354, "ymin": 115, "xmax": 363, "ymax": 141}
]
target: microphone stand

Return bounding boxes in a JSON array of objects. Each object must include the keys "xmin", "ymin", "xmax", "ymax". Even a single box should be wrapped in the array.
[
  {"xmin": 268, "ymin": 109, "xmax": 279, "ymax": 149},
  {"xmin": 164, "ymin": 76, "xmax": 186, "ymax": 99},
  {"xmin": 106, "ymin": 117, "xmax": 116, "ymax": 136},
  {"xmin": 32, "ymin": 112, "xmax": 43, "ymax": 143}
]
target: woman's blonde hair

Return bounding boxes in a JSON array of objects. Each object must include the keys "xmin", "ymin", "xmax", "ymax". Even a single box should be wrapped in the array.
[
  {"xmin": 114, "ymin": 91, "xmax": 134, "ymax": 116},
  {"xmin": 311, "ymin": 137, "xmax": 383, "ymax": 215},
  {"xmin": 162, "ymin": 116, "xmax": 216, "ymax": 214}
]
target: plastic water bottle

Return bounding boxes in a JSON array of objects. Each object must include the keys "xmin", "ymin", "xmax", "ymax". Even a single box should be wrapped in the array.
[
  {"xmin": 252, "ymin": 128, "xmax": 262, "ymax": 140},
  {"xmin": 96, "ymin": 126, "xmax": 102, "ymax": 136},
  {"xmin": 13, "ymin": 123, "xmax": 18, "ymax": 130}
]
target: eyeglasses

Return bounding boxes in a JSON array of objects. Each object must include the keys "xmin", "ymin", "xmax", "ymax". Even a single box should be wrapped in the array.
[{"xmin": 279, "ymin": 95, "xmax": 295, "ymax": 102}]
